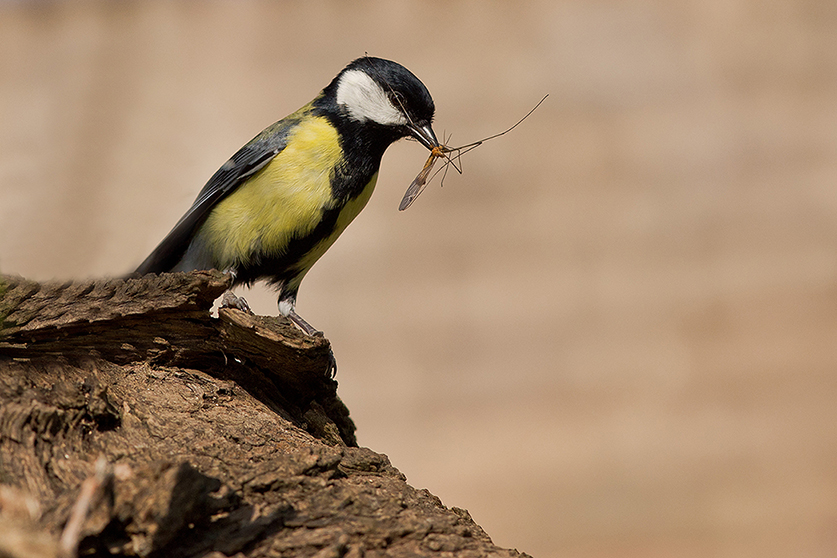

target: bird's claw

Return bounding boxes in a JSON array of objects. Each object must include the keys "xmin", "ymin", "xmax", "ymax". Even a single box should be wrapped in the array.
[
  {"xmin": 325, "ymin": 348, "xmax": 337, "ymax": 378},
  {"xmin": 220, "ymin": 291, "xmax": 253, "ymax": 314}
]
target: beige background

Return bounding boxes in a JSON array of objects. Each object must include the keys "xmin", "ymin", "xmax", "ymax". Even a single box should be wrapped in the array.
[{"xmin": 2, "ymin": 1, "xmax": 837, "ymax": 556}]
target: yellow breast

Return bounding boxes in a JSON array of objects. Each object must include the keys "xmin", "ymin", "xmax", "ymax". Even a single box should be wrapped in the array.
[{"xmin": 200, "ymin": 116, "xmax": 345, "ymax": 267}]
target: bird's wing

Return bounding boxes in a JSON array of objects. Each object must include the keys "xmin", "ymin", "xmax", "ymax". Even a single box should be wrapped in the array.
[{"xmin": 135, "ymin": 118, "xmax": 299, "ymax": 274}]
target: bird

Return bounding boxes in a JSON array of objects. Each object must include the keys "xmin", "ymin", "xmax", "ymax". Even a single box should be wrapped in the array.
[{"xmin": 135, "ymin": 56, "xmax": 439, "ymax": 340}]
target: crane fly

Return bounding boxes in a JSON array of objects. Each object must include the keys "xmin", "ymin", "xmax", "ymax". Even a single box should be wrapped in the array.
[
  {"xmin": 399, "ymin": 144, "xmax": 449, "ymax": 211},
  {"xmin": 399, "ymin": 94, "xmax": 548, "ymax": 211}
]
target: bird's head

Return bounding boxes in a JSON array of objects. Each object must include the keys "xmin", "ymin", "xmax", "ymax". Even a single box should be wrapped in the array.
[{"xmin": 328, "ymin": 56, "xmax": 439, "ymax": 152}]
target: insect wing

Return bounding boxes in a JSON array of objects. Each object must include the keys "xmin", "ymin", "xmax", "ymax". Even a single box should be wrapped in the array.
[{"xmin": 399, "ymin": 152, "xmax": 439, "ymax": 211}]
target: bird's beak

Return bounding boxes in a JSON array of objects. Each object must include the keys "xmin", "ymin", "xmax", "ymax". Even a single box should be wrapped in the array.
[{"xmin": 409, "ymin": 123, "xmax": 439, "ymax": 150}]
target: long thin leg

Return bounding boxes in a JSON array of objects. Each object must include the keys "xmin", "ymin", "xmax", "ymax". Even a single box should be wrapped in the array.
[{"xmin": 287, "ymin": 308, "xmax": 322, "ymax": 337}]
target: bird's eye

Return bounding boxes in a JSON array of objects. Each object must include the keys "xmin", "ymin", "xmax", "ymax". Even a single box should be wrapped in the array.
[{"xmin": 387, "ymin": 91, "xmax": 406, "ymax": 109}]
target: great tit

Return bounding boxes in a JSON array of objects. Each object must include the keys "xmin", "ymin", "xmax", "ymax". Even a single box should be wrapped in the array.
[{"xmin": 135, "ymin": 57, "xmax": 439, "ymax": 336}]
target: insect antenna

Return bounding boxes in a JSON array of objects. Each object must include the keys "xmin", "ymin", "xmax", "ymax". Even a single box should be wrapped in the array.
[
  {"xmin": 424, "ymin": 94, "xmax": 549, "ymax": 185},
  {"xmin": 441, "ymin": 94, "xmax": 548, "ymax": 153}
]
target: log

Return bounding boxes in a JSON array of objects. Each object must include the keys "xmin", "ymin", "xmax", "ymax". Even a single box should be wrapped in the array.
[{"xmin": 0, "ymin": 271, "xmax": 528, "ymax": 558}]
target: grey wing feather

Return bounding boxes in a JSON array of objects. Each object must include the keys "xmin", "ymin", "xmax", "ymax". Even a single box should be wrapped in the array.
[{"xmin": 135, "ymin": 120, "xmax": 296, "ymax": 274}]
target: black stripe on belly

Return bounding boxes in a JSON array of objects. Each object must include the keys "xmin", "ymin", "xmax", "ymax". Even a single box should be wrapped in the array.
[{"xmin": 229, "ymin": 201, "xmax": 346, "ymax": 293}]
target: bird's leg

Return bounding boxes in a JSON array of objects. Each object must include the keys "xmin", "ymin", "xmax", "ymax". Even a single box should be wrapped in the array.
[
  {"xmin": 287, "ymin": 309, "xmax": 324, "ymax": 337},
  {"xmin": 289, "ymin": 309, "xmax": 337, "ymax": 377},
  {"xmin": 220, "ymin": 290, "xmax": 253, "ymax": 314},
  {"xmin": 279, "ymin": 294, "xmax": 336, "ymax": 377},
  {"xmin": 218, "ymin": 269, "xmax": 253, "ymax": 314},
  {"xmin": 278, "ymin": 293, "xmax": 319, "ymax": 335}
]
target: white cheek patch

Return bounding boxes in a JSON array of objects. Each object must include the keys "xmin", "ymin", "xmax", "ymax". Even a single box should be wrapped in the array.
[{"xmin": 336, "ymin": 69, "xmax": 408, "ymax": 127}]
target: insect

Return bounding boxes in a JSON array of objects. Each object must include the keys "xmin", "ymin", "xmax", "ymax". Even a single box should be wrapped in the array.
[
  {"xmin": 398, "ymin": 94, "xmax": 549, "ymax": 211},
  {"xmin": 398, "ymin": 144, "xmax": 449, "ymax": 211}
]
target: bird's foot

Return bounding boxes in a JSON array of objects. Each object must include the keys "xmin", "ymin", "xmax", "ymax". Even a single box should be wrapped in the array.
[
  {"xmin": 220, "ymin": 290, "xmax": 253, "ymax": 314},
  {"xmin": 288, "ymin": 309, "xmax": 337, "ymax": 377},
  {"xmin": 323, "ymin": 350, "xmax": 337, "ymax": 379}
]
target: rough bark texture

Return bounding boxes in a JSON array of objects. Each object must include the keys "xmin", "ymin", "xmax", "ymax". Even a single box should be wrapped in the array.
[{"xmin": 0, "ymin": 271, "xmax": 527, "ymax": 558}]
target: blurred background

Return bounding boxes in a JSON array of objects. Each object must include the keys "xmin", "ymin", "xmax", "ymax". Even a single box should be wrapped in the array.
[{"xmin": 2, "ymin": 1, "xmax": 837, "ymax": 556}]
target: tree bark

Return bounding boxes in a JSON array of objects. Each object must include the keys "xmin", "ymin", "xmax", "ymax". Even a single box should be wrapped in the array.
[{"xmin": 0, "ymin": 271, "xmax": 527, "ymax": 558}]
